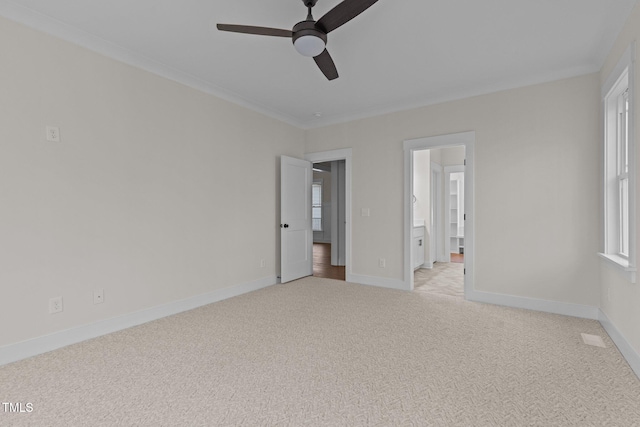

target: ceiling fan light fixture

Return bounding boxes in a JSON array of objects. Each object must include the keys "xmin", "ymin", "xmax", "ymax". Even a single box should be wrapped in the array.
[
  {"xmin": 218, "ymin": 0, "xmax": 381, "ymax": 80},
  {"xmin": 294, "ymin": 34, "xmax": 326, "ymax": 57}
]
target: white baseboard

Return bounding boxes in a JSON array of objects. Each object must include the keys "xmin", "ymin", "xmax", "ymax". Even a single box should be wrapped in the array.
[
  {"xmin": 463, "ymin": 291, "xmax": 640, "ymax": 380},
  {"xmin": 10, "ymin": 274, "xmax": 637, "ymax": 383},
  {"xmin": 465, "ymin": 289, "xmax": 600, "ymax": 319},
  {"xmin": 348, "ymin": 274, "xmax": 601, "ymax": 318},
  {"xmin": 349, "ymin": 274, "xmax": 408, "ymax": 291},
  {"xmin": 0, "ymin": 275, "xmax": 277, "ymax": 367},
  {"xmin": 598, "ymin": 310, "xmax": 640, "ymax": 380}
]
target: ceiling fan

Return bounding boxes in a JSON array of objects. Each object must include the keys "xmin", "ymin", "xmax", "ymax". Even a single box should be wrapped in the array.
[{"xmin": 217, "ymin": 0, "xmax": 379, "ymax": 81}]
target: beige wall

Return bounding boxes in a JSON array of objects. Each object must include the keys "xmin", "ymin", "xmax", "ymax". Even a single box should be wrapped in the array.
[
  {"xmin": 306, "ymin": 73, "xmax": 601, "ymax": 305},
  {"xmin": 431, "ymin": 146, "xmax": 466, "ymax": 167},
  {"xmin": 439, "ymin": 146, "xmax": 466, "ymax": 166},
  {"xmin": 0, "ymin": 17, "xmax": 304, "ymax": 347},
  {"xmin": 1, "ymin": 6, "xmax": 625, "ymax": 353},
  {"xmin": 599, "ymin": 2, "xmax": 640, "ymax": 356}
]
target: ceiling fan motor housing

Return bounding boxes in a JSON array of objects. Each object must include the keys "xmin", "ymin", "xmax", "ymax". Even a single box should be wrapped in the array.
[{"xmin": 292, "ymin": 20, "xmax": 327, "ymax": 57}]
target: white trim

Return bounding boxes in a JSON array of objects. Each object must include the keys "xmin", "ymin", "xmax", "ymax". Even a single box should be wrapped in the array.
[
  {"xmin": 305, "ymin": 65, "xmax": 597, "ymax": 129},
  {"xmin": 348, "ymin": 274, "xmax": 407, "ymax": 291},
  {"xmin": 430, "ymin": 162, "xmax": 444, "ymax": 263},
  {"xmin": 313, "ymin": 238, "xmax": 332, "ymax": 244},
  {"xmin": 601, "ymin": 41, "xmax": 637, "ymax": 283},
  {"xmin": 443, "ymin": 167, "xmax": 452, "ymax": 261},
  {"xmin": 598, "ymin": 252, "xmax": 637, "ymax": 283},
  {"xmin": 593, "ymin": 1, "xmax": 638, "ymax": 70},
  {"xmin": 599, "ymin": 310, "xmax": 640, "ymax": 380},
  {"xmin": 403, "ymin": 132, "xmax": 475, "ymax": 292},
  {"xmin": 444, "ymin": 165, "xmax": 465, "ymax": 261},
  {"xmin": 305, "ymin": 149, "xmax": 353, "ymax": 282},
  {"xmin": 0, "ymin": 275, "xmax": 277, "ymax": 367},
  {"xmin": 602, "ymin": 43, "xmax": 636, "ymax": 98},
  {"xmin": 331, "ymin": 162, "xmax": 340, "ymax": 264},
  {"xmin": 333, "ymin": 160, "xmax": 347, "ymax": 266},
  {"xmin": 466, "ymin": 289, "xmax": 599, "ymax": 320}
]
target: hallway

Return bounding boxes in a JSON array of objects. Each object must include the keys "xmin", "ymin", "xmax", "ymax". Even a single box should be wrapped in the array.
[{"xmin": 313, "ymin": 243, "xmax": 345, "ymax": 280}]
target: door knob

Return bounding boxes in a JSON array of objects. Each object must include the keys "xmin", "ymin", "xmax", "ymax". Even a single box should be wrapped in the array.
[{"xmin": 281, "ymin": 224, "xmax": 289, "ymax": 228}]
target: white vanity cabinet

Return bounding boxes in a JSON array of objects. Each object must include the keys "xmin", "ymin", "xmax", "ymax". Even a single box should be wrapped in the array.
[{"xmin": 413, "ymin": 226, "xmax": 426, "ymax": 270}]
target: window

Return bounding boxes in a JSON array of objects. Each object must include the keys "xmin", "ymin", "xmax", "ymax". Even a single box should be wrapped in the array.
[
  {"xmin": 312, "ymin": 181, "xmax": 322, "ymax": 231},
  {"xmin": 618, "ymin": 88, "xmax": 630, "ymax": 257},
  {"xmin": 600, "ymin": 43, "xmax": 636, "ymax": 282}
]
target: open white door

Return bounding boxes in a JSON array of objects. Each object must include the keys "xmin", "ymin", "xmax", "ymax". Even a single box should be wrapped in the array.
[{"xmin": 281, "ymin": 156, "xmax": 313, "ymax": 283}]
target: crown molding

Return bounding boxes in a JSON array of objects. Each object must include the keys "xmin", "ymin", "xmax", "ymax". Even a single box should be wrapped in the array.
[
  {"xmin": 302, "ymin": 63, "xmax": 600, "ymax": 129},
  {"xmin": 592, "ymin": 0, "xmax": 639, "ymax": 70},
  {"xmin": 0, "ymin": 0, "xmax": 619, "ymax": 131},
  {"xmin": 0, "ymin": 0, "xmax": 304, "ymax": 129}
]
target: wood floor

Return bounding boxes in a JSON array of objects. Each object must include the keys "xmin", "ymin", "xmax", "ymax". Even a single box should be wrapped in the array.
[
  {"xmin": 450, "ymin": 253, "xmax": 464, "ymax": 263},
  {"xmin": 313, "ymin": 243, "xmax": 345, "ymax": 280}
]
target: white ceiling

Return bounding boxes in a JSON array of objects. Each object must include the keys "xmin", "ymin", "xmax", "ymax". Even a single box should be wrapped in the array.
[{"xmin": 0, "ymin": 0, "xmax": 637, "ymax": 128}]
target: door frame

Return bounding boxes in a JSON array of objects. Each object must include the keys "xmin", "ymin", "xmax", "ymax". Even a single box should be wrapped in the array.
[
  {"xmin": 430, "ymin": 161, "xmax": 444, "ymax": 265},
  {"xmin": 403, "ymin": 132, "xmax": 475, "ymax": 293},
  {"xmin": 331, "ymin": 160, "xmax": 346, "ymax": 266},
  {"xmin": 305, "ymin": 148, "xmax": 353, "ymax": 282},
  {"xmin": 444, "ymin": 165, "xmax": 465, "ymax": 261}
]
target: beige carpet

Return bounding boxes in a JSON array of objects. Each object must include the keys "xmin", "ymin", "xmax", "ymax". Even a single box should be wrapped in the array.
[
  {"xmin": 1, "ymin": 277, "xmax": 640, "ymax": 426},
  {"xmin": 414, "ymin": 262, "xmax": 464, "ymax": 298}
]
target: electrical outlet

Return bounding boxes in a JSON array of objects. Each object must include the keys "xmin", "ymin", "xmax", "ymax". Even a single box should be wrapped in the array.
[
  {"xmin": 378, "ymin": 258, "xmax": 386, "ymax": 268},
  {"xmin": 94, "ymin": 288, "xmax": 104, "ymax": 304},
  {"xmin": 260, "ymin": 259, "xmax": 266, "ymax": 268},
  {"xmin": 49, "ymin": 296, "xmax": 63, "ymax": 314},
  {"xmin": 45, "ymin": 126, "xmax": 60, "ymax": 142}
]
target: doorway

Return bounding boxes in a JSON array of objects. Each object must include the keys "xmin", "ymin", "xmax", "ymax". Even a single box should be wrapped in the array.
[
  {"xmin": 403, "ymin": 132, "xmax": 475, "ymax": 294},
  {"xmin": 411, "ymin": 147, "xmax": 465, "ymax": 297},
  {"xmin": 312, "ymin": 160, "xmax": 346, "ymax": 280},
  {"xmin": 305, "ymin": 148, "xmax": 352, "ymax": 282}
]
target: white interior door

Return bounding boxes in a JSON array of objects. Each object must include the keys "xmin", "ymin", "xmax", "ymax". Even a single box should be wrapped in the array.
[{"xmin": 281, "ymin": 156, "xmax": 313, "ymax": 283}]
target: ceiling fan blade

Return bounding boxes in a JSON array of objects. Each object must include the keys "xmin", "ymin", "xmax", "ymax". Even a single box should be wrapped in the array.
[
  {"xmin": 216, "ymin": 24, "xmax": 293, "ymax": 38},
  {"xmin": 314, "ymin": 49, "xmax": 339, "ymax": 80},
  {"xmin": 315, "ymin": 0, "xmax": 379, "ymax": 34}
]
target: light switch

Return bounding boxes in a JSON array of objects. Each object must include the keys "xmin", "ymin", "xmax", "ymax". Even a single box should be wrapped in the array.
[{"xmin": 361, "ymin": 208, "xmax": 370, "ymax": 217}]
